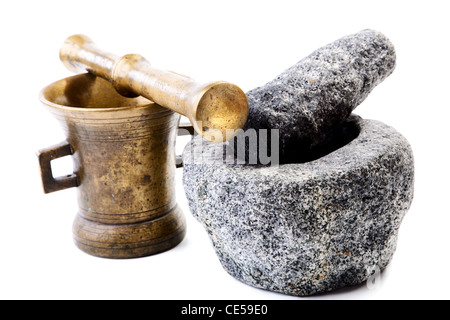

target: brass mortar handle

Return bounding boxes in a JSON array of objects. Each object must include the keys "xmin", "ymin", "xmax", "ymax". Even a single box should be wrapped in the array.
[
  {"xmin": 37, "ymin": 141, "xmax": 79, "ymax": 194},
  {"xmin": 60, "ymin": 35, "xmax": 248, "ymax": 142},
  {"xmin": 176, "ymin": 122, "xmax": 196, "ymax": 168}
]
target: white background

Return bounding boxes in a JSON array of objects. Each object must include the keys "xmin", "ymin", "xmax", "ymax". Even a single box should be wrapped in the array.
[{"xmin": 1, "ymin": 0, "xmax": 448, "ymax": 300}]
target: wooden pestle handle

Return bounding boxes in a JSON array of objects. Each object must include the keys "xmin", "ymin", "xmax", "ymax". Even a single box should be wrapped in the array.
[{"xmin": 60, "ymin": 35, "xmax": 248, "ymax": 142}]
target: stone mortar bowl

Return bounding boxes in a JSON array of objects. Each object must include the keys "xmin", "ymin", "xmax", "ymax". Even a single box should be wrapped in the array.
[{"xmin": 182, "ymin": 115, "xmax": 414, "ymax": 296}]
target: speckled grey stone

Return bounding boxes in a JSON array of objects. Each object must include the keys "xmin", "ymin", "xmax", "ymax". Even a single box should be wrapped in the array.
[
  {"xmin": 238, "ymin": 29, "xmax": 396, "ymax": 163},
  {"xmin": 182, "ymin": 115, "xmax": 414, "ymax": 296}
]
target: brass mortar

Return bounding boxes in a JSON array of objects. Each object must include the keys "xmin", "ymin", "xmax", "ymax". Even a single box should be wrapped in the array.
[{"xmin": 38, "ymin": 73, "xmax": 186, "ymax": 258}]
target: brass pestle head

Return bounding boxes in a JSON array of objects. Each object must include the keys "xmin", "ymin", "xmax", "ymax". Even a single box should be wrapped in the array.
[{"xmin": 59, "ymin": 35, "xmax": 249, "ymax": 142}]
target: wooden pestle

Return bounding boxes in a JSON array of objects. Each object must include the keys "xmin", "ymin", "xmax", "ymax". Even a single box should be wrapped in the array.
[{"xmin": 60, "ymin": 35, "xmax": 248, "ymax": 142}]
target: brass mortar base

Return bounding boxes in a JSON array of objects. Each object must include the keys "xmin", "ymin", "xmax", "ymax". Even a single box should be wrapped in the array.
[{"xmin": 73, "ymin": 205, "xmax": 185, "ymax": 259}]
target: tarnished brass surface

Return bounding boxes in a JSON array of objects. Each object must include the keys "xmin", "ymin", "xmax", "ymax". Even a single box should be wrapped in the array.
[
  {"xmin": 37, "ymin": 73, "xmax": 186, "ymax": 258},
  {"xmin": 60, "ymin": 34, "xmax": 249, "ymax": 142}
]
